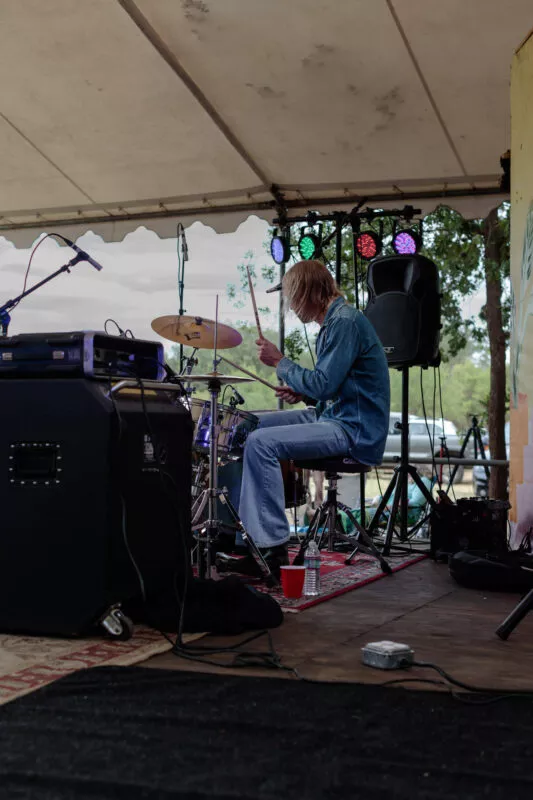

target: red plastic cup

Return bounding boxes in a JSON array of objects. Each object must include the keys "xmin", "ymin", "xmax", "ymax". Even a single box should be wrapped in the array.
[{"xmin": 280, "ymin": 565, "xmax": 306, "ymax": 599}]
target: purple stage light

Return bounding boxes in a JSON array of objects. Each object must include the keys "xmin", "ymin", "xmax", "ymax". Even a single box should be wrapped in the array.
[
  {"xmin": 392, "ymin": 230, "xmax": 420, "ymax": 255},
  {"xmin": 270, "ymin": 235, "xmax": 290, "ymax": 264}
]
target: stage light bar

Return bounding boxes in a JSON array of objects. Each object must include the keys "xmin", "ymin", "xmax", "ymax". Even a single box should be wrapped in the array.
[
  {"xmin": 270, "ymin": 234, "xmax": 290, "ymax": 264},
  {"xmin": 298, "ymin": 230, "xmax": 321, "ymax": 260},
  {"xmin": 354, "ymin": 231, "xmax": 381, "ymax": 261},
  {"xmin": 392, "ymin": 229, "xmax": 421, "ymax": 256}
]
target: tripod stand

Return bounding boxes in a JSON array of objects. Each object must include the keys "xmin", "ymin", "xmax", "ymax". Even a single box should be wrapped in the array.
[
  {"xmin": 496, "ymin": 586, "xmax": 533, "ymax": 639},
  {"xmin": 349, "ymin": 365, "xmax": 439, "ymax": 558},
  {"xmin": 445, "ymin": 415, "xmax": 489, "ymax": 491}
]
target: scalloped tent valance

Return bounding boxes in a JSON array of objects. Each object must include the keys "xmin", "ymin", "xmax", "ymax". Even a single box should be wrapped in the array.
[{"xmin": 0, "ymin": 0, "xmax": 528, "ymax": 247}]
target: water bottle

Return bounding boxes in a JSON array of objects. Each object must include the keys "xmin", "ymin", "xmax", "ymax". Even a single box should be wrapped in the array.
[{"xmin": 303, "ymin": 541, "xmax": 321, "ymax": 596}]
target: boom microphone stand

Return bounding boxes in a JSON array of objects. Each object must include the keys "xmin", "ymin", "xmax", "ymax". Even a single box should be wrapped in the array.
[{"xmin": 0, "ymin": 248, "xmax": 102, "ymax": 337}]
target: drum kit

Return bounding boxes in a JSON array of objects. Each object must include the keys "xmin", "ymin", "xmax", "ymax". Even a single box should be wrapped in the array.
[{"xmin": 151, "ymin": 308, "xmax": 281, "ymax": 587}]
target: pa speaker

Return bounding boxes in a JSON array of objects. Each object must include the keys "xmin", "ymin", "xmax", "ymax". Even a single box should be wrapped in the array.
[
  {"xmin": 0, "ymin": 379, "xmax": 193, "ymax": 636},
  {"xmin": 364, "ymin": 254, "xmax": 441, "ymax": 367}
]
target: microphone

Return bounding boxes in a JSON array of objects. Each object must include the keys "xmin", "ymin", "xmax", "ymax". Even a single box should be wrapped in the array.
[
  {"xmin": 266, "ymin": 282, "xmax": 282, "ymax": 294},
  {"xmin": 231, "ymin": 387, "xmax": 246, "ymax": 405},
  {"xmin": 58, "ymin": 235, "xmax": 104, "ymax": 271},
  {"xmin": 177, "ymin": 223, "xmax": 189, "ymax": 261},
  {"xmin": 161, "ymin": 361, "xmax": 181, "ymax": 383}
]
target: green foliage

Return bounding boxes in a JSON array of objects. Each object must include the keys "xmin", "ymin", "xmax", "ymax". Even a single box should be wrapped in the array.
[
  {"xmin": 226, "ymin": 249, "xmax": 276, "ymax": 315},
  {"xmin": 217, "ymin": 205, "xmax": 509, "ymax": 426},
  {"xmin": 167, "ymin": 323, "xmax": 316, "ymax": 411},
  {"xmin": 388, "ymin": 356, "xmax": 492, "ymax": 432},
  {"xmin": 320, "ymin": 203, "xmax": 510, "ymax": 360},
  {"xmin": 284, "ymin": 329, "xmax": 307, "ymax": 362}
]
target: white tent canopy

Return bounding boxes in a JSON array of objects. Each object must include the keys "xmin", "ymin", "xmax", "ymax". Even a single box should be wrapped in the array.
[{"xmin": 0, "ymin": 0, "xmax": 530, "ymax": 245}]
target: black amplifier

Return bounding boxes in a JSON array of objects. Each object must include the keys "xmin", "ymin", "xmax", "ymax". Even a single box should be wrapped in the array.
[{"xmin": 0, "ymin": 331, "xmax": 165, "ymax": 380}]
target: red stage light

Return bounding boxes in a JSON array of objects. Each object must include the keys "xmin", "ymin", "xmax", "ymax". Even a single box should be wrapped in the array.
[{"xmin": 355, "ymin": 231, "xmax": 381, "ymax": 260}]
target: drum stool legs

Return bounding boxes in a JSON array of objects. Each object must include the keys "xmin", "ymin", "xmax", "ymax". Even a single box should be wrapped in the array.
[{"xmin": 292, "ymin": 457, "xmax": 392, "ymax": 575}]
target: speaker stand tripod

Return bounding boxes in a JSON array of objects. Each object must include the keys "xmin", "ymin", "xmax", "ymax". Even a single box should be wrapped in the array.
[
  {"xmin": 348, "ymin": 365, "xmax": 439, "ymax": 559},
  {"xmin": 190, "ymin": 374, "xmax": 278, "ymax": 587}
]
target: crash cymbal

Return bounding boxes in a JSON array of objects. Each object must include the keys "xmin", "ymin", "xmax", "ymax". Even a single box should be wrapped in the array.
[
  {"xmin": 151, "ymin": 315, "xmax": 242, "ymax": 350},
  {"xmin": 186, "ymin": 372, "xmax": 253, "ymax": 385}
]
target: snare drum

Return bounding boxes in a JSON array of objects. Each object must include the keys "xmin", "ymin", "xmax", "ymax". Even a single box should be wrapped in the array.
[{"xmin": 188, "ymin": 399, "xmax": 258, "ymax": 455}]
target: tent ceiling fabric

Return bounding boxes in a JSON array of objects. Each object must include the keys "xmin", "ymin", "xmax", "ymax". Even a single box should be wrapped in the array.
[{"xmin": 0, "ymin": 0, "xmax": 529, "ymax": 245}]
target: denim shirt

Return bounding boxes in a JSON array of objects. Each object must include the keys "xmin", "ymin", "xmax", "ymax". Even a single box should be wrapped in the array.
[{"xmin": 276, "ymin": 298, "xmax": 390, "ymax": 465}]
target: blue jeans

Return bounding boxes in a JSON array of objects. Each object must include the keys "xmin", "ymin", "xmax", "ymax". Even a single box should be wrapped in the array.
[{"xmin": 238, "ymin": 408, "xmax": 350, "ymax": 548}]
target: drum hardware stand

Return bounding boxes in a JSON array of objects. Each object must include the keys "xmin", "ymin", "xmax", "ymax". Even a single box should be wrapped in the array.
[
  {"xmin": 176, "ymin": 222, "xmax": 188, "ymax": 373},
  {"xmin": 179, "ymin": 347, "xmax": 198, "ymax": 399},
  {"xmin": 296, "ymin": 471, "xmax": 391, "ymax": 574},
  {"xmin": 180, "ymin": 348, "xmax": 198, "ymax": 377},
  {"xmin": 288, "ymin": 461, "xmax": 305, "ymax": 543},
  {"xmin": 190, "ymin": 299, "xmax": 277, "ymax": 587}
]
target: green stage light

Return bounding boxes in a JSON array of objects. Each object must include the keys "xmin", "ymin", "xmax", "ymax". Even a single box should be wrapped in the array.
[{"xmin": 298, "ymin": 230, "xmax": 321, "ymax": 260}]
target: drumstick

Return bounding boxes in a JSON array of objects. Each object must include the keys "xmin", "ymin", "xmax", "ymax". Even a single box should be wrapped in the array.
[
  {"xmin": 218, "ymin": 355, "xmax": 279, "ymax": 391},
  {"xmin": 246, "ymin": 265, "xmax": 263, "ymax": 340}
]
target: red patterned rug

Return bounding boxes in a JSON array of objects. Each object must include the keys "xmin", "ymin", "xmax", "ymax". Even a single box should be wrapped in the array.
[
  {"xmin": 262, "ymin": 550, "xmax": 427, "ymax": 612},
  {"xmin": 0, "ymin": 627, "xmax": 203, "ymax": 706}
]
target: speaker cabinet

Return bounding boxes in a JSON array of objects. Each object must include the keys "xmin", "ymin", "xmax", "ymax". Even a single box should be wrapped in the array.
[
  {"xmin": 365, "ymin": 254, "xmax": 441, "ymax": 367},
  {"xmin": 0, "ymin": 379, "xmax": 193, "ymax": 636}
]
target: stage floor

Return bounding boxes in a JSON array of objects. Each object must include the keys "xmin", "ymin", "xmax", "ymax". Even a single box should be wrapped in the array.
[{"xmin": 142, "ymin": 559, "xmax": 533, "ymax": 691}]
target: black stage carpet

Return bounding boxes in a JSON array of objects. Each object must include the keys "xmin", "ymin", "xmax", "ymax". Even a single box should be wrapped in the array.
[{"xmin": 0, "ymin": 666, "xmax": 532, "ymax": 799}]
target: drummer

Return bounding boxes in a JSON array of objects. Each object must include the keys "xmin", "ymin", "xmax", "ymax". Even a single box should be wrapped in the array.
[{"xmin": 217, "ymin": 259, "xmax": 390, "ymax": 581}]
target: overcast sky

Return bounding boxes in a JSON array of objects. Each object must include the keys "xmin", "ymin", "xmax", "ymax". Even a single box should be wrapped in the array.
[
  {"xmin": 0, "ymin": 216, "xmax": 284, "ymax": 353},
  {"xmin": 0, "ymin": 216, "xmax": 483, "ymax": 356}
]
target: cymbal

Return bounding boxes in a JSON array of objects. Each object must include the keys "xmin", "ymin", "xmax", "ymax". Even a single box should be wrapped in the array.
[
  {"xmin": 151, "ymin": 315, "xmax": 242, "ymax": 350},
  {"xmin": 186, "ymin": 372, "xmax": 253, "ymax": 385}
]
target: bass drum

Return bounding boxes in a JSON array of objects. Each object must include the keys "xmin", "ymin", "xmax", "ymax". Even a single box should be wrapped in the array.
[
  {"xmin": 192, "ymin": 456, "xmax": 307, "ymax": 511},
  {"xmin": 280, "ymin": 459, "xmax": 308, "ymax": 508}
]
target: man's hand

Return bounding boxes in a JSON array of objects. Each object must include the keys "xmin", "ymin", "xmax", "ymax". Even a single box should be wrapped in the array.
[
  {"xmin": 256, "ymin": 337, "xmax": 283, "ymax": 367},
  {"xmin": 275, "ymin": 386, "xmax": 303, "ymax": 405}
]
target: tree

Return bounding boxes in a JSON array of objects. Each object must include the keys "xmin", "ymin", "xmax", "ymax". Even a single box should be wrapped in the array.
[
  {"xmin": 422, "ymin": 206, "xmax": 510, "ymax": 498},
  {"xmin": 483, "ymin": 208, "xmax": 509, "ymax": 499}
]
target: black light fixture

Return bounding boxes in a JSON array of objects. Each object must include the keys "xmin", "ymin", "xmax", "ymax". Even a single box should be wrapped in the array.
[{"xmin": 270, "ymin": 230, "xmax": 291, "ymax": 264}]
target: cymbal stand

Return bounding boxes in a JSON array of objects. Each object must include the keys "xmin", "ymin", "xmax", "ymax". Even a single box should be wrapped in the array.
[
  {"xmin": 179, "ymin": 347, "xmax": 198, "ymax": 377},
  {"xmin": 190, "ymin": 297, "xmax": 277, "ymax": 586},
  {"xmin": 179, "ymin": 346, "xmax": 198, "ymax": 399}
]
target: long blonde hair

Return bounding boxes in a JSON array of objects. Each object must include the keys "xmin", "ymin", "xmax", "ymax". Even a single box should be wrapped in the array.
[{"xmin": 282, "ymin": 260, "xmax": 343, "ymax": 322}]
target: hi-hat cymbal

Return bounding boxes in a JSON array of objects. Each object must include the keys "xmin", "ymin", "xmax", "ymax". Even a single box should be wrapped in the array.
[
  {"xmin": 186, "ymin": 372, "xmax": 253, "ymax": 385},
  {"xmin": 151, "ymin": 315, "xmax": 242, "ymax": 350}
]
